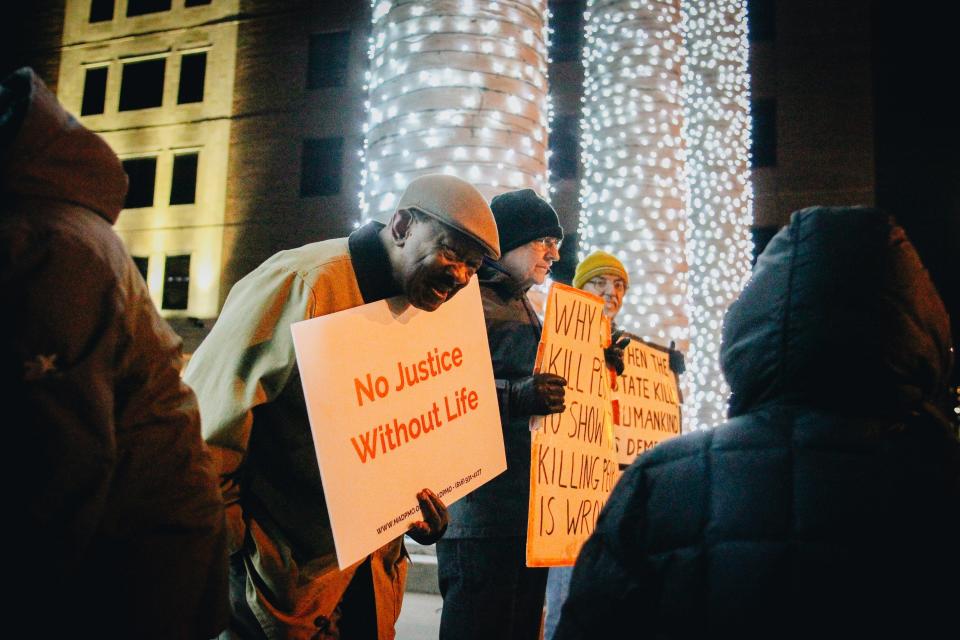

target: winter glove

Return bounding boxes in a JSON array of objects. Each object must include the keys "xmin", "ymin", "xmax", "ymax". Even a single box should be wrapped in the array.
[
  {"xmin": 407, "ymin": 489, "xmax": 449, "ymax": 545},
  {"xmin": 509, "ymin": 373, "xmax": 567, "ymax": 416},
  {"xmin": 605, "ymin": 330, "xmax": 632, "ymax": 376},
  {"xmin": 668, "ymin": 340, "xmax": 686, "ymax": 375}
]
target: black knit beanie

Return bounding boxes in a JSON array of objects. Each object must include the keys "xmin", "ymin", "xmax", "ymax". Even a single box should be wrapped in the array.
[{"xmin": 489, "ymin": 189, "xmax": 564, "ymax": 254}]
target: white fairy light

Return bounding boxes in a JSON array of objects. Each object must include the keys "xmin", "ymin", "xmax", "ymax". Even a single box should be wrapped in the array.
[
  {"xmin": 578, "ymin": 0, "xmax": 689, "ymax": 351},
  {"xmin": 680, "ymin": 0, "xmax": 753, "ymax": 430},
  {"xmin": 360, "ymin": 0, "xmax": 552, "ymax": 223},
  {"xmin": 578, "ymin": 0, "xmax": 752, "ymax": 432}
]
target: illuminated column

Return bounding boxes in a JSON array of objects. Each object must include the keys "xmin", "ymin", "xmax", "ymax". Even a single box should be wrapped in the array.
[
  {"xmin": 681, "ymin": 0, "xmax": 753, "ymax": 429},
  {"xmin": 577, "ymin": 0, "xmax": 688, "ymax": 347},
  {"xmin": 361, "ymin": 0, "xmax": 551, "ymax": 223}
]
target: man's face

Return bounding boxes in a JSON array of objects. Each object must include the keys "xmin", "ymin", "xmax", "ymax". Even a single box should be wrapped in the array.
[
  {"xmin": 393, "ymin": 211, "xmax": 485, "ymax": 311},
  {"xmin": 582, "ymin": 273, "xmax": 627, "ymax": 319},
  {"xmin": 501, "ymin": 237, "xmax": 561, "ymax": 289}
]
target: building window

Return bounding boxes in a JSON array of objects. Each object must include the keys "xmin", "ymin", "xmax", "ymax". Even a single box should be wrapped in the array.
[
  {"xmin": 307, "ymin": 32, "xmax": 351, "ymax": 89},
  {"xmin": 119, "ymin": 58, "xmax": 165, "ymax": 111},
  {"xmin": 162, "ymin": 255, "xmax": 191, "ymax": 310},
  {"xmin": 132, "ymin": 256, "xmax": 149, "ymax": 282},
  {"xmin": 185, "ymin": 0, "xmax": 212, "ymax": 6},
  {"xmin": 81, "ymin": 67, "xmax": 108, "ymax": 116},
  {"xmin": 300, "ymin": 138, "xmax": 344, "ymax": 197},
  {"xmin": 122, "ymin": 157, "xmax": 157, "ymax": 208},
  {"xmin": 751, "ymin": 98, "xmax": 777, "ymax": 168},
  {"xmin": 126, "ymin": 0, "xmax": 172, "ymax": 17},
  {"xmin": 748, "ymin": 0, "xmax": 776, "ymax": 42},
  {"xmin": 89, "ymin": 0, "xmax": 114, "ymax": 22},
  {"xmin": 177, "ymin": 52, "xmax": 206, "ymax": 104},
  {"xmin": 549, "ymin": 114, "xmax": 579, "ymax": 181},
  {"xmin": 170, "ymin": 152, "xmax": 199, "ymax": 205}
]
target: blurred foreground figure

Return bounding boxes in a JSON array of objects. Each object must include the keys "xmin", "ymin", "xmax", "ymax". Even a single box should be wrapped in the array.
[
  {"xmin": 1, "ymin": 68, "xmax": 227, "ymax": 638},
  {"xmin": 556, "ymin": 207, "xmax": 959, "ymax": 639}
]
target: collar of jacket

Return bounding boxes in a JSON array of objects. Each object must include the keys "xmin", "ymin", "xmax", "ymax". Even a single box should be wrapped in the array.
[
  {"xmin": 347, "ymin": 221, "xmax": 401, "ymax": 303},
  {"xmin": 479, "ymin": 260, "xmax": 528, "ymax": 300}
]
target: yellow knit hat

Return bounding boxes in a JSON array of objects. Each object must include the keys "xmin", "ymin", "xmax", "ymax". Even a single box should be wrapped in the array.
[{"xmin": 573, "ymin": 250, "xmax": 629, "ymax": 290}]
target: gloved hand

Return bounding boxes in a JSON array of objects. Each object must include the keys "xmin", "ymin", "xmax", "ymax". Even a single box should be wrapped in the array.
[
  {"xmin": 668, "ymin": 340, "xmax": 686, "ymax": 375},
  {"xmin": 605, "ymin": 330, "xmax": 631, "ymax": 376},
  {"xmin": 509, "ymin": 373, "xmax": 567, "ymax": 416},
  {"xmin": 407, "ymin": 489, "xmax": 449, "ymax": 545}
]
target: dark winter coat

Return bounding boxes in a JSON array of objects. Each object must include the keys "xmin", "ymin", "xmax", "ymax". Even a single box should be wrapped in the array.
[
  {"xmin": 556, "ymin": 207, "xmax": 960, "ymax": 639},
  {"xmin": 1, "ymin": 68, "xmax": 228, "ymax": 638},
  {"xmin": 446, "ymin": 264, "xmax": 544, "ymax": 538}
]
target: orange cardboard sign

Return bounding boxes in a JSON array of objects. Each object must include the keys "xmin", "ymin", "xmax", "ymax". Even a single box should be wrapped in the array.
[
  {"xmin": 526, "ymin": 283, "xmax": 619, "ymax": 567},
  {"xmin": 612, "ymin": 339, "xmax": 683, "ymax": 465}
]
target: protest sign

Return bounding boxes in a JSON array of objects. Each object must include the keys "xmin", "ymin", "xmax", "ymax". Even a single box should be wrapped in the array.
[
  {"xmin": 526, "ymin": 283, "xmax": 619, "ymax": 567},
  {"xmin": 291, "ymin": 278, "xmax": 506, "ymax": 569},
  {"xmin": 612, "ymin": 339, "xmax": 683, "ymax": 465}
]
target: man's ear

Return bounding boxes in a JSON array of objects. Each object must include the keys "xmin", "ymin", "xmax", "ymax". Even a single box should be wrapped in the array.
[{"xmin": 390, "ymin": 208, "xmax": 416, "ymax": 247}]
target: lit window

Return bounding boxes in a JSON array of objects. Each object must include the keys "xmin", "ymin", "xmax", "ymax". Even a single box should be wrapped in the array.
[
  {"xmin": 89, "ymin": 0, "xmax": 114, "ymax": 22},
  {"xmin": 162, "ymin": 255, "xmax": 191, "ymax": 310},
  {"xmin": 300, "ymin": 138, "xmax": 344, "ymax": 196},
  {"xmin": 81, "ymin": 67, "xmax": 108, "ymax": 116},
  {"xmin": 122, "ymin": 157, "xmax": 157, "ymax": 208},
  {"xmin": 177, "ymin": 52, "xmax": 206, "ymax": 104},
  {"xmin": 170, "ymin": 152, "xmax": 198, "ymax": 205},
  {"xmin": 307, "ymin": 32, "xmax": 351, "ymax": 89},
  {"xmin": 126, "ymin": 0, "xmax": 172, "ymax": 18},
  {"xmin": 119, "ymin": 58, "xmax": 165, "ymax": 111}
]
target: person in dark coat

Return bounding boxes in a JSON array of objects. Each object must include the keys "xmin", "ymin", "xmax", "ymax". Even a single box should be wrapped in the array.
[
  {"xmin": 555, "ymin": 206, "xmax": 960, "ymax": 639},
  {"xmin": 438, "ymin": 188, "xmax": 567, "ymax": 640},
  {"xmin": 1, "ymin": 67, "xmax": 229, "ymax": 637}
]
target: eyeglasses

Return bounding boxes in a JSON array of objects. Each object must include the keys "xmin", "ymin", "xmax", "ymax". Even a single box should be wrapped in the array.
[
  {"xmin": 588, "ymin": 276, "xmax": 626, "ymax": 294},
  {"xmin": 530, "ymin": 237, "xmax": 562, "ymax": 251}
]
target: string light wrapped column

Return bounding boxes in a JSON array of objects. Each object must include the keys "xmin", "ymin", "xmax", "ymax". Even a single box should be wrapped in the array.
[
  {"xmin": 578, "ymin": 0, "xmax": 688, "ymax": 347},
  {"xmin": 361, "ymin": 0, "xmax": 551, "ymax": 224},
  {"xmin": 680, "ymin": 0, "xmax": 753, "ymax": 429}
]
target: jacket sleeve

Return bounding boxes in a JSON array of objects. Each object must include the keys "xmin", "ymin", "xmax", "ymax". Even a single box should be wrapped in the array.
[
  {"xmin": 554, "ymin": 463, "xmax": 656, "ymax": 639},
  {"xmin": 183, "ymin": 262, "xmax": 318, "ymax": 553}
]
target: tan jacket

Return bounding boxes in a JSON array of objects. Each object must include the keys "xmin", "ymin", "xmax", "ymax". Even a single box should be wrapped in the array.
[{"xmin": 184, "ymin": 235, "xmax": 407, "ymax": 639}]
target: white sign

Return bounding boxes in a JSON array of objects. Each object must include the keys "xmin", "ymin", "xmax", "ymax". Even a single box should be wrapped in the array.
[{"xmin": 291, "ymin": 278, "xmax": 506, "ymax": 569}]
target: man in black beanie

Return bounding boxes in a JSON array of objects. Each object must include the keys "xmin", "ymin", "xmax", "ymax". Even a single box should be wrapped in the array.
[{"xmin": 437, "ymin": 188, "xmax": 567, "ymax": 639}]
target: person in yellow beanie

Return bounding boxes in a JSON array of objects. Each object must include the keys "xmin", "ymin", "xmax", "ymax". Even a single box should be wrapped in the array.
[
  {"xmin": 573, "ymin": 250, "xmax": 629, "ymax": 320},
  {"xmin": 543, "ymin": 250, "xmax": 630, "ymax": 640}
]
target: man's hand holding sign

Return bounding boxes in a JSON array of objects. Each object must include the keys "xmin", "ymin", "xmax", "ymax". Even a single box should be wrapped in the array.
[{"xmin": 408, "ymin": 489, "xmax": 449, "ymax": 545}]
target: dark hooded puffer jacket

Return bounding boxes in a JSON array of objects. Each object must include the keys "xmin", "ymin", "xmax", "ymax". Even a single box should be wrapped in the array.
[
  {"xmin": 1, "ymin": 68, "xmax": 228, "ymax": 638},
  {"xmin": 556, "ymin": 207, "xmax": 960, "ymax": 639}
]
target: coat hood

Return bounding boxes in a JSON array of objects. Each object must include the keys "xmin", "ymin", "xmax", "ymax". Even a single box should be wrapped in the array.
[
  {"xmin": 721, "ymin": 207, "xmax": 952, "ymax": 418},
  {"xmin": 0, "ymin": 67, "xmax": 127, "ymax": 223}
]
